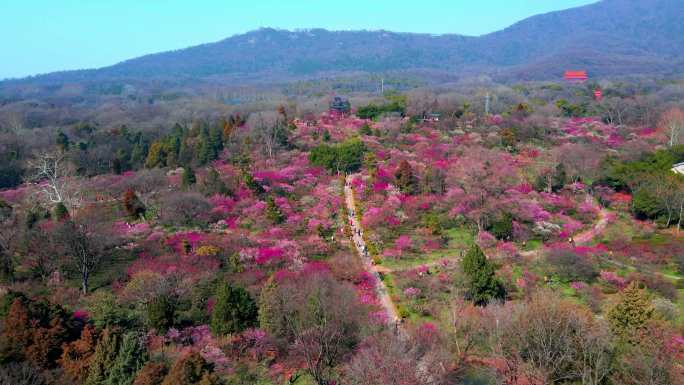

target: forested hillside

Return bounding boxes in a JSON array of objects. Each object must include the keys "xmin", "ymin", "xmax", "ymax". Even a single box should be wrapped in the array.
[{"xmin": 3, "ymin": 0, "xmax": 682, "ymax": 88}]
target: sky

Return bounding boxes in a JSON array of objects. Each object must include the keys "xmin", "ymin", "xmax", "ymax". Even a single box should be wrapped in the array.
[{"xmin": 1, "ymin": 0, "xmax": 598, "ymax": 80}]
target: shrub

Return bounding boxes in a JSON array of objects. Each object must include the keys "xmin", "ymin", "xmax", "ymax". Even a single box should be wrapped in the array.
[
  {"xmin": 158, "ymin": 193, "xmax": 212, "ymax": 227},
  {"xmin": 546, "ymin": 248, "xmax": 598, "ymax": 283}
]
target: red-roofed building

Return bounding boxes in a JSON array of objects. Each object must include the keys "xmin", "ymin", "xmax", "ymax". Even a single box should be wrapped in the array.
[
  {"xmin": 564, "ymin": 70, "xmax": 588, "ymax": 82},
  {"xmin": 593, "ymin": 87, "xmax": 603, "ymax": 101}
]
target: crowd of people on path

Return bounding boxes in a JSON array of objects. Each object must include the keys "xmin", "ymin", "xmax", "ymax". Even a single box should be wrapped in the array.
[{"xmin": 346, "ymin": 180, "xmax": 369, "ymax": 259}]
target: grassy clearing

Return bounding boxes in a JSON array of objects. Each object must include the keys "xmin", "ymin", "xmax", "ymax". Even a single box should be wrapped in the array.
[{"xmin": 380, "ymin": 227, "xmax": 473, "ymax": 271}]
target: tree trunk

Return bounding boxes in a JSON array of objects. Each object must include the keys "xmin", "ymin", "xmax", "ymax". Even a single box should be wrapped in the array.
[{"xmin": 82, "ymin": 269, "xmax": 89, "ymax": 294}]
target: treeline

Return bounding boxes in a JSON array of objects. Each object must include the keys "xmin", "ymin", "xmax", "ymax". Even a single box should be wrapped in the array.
[
  {"xmin": 601, "ymin": 145, "xmax": 684, "ymax": 228},
  {"xmin": 355, "ymin": 94, "xmax": 406, "ymax": 120}
]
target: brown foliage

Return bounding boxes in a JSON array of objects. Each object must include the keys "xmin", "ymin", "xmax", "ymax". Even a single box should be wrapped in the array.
[
  {"xmin": 59, "ymin": 324, "xmax": 100, "ymax": 383},
  {"xmin": 0, "ymin": 298, "xmax": 78, "ymax": 369},
  {"xmin": 133, "ymin": 362, "xmax": 168, "ymax": 385},
  {"xmin": 161, "ymin": 352, "xmax": 218, "ymax": 385}
]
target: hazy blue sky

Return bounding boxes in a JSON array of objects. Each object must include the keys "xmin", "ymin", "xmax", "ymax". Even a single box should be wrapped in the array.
[{"xmin": 1, "ymin": 0, "xmax": 598, "ymax": 79}]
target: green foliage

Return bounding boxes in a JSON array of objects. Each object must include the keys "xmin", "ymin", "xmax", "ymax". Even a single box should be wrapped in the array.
[
  {"xmin": 356, "ymin": 100, "xmax": 405, "ymax": 120},
  {"xmin": 607, "ymin": 281, "xmax": 654, "ymax": 344},
  {"xmin": 104, "ymin": 332, "xmax": 148, "ymax": 385},
  {"xmin": 145, "ymin": 295, "xmax": 175, "ymax": 332},
  {"xmin": 309, "ymin": 137, "xmax": 366, "ymax": 174},
  {"xmin": 461, "ymin": 244, "xmax": 506, "ymax": 306},
  {"xmin": 265, "ymin": 196, "xmax": 285, "ymax": 224},
  {"xmin": 182, "ymin": 167, "xmax": 197, "ymax": 188},
  {"xmin": 488, "ymin": 213, "xmax": 513, "ymax": 240},
  {"xmin": 87, "ymin": 291, "xmax": 133, "ymax": 329},
  {"xmin": 0, "ymin": 291, "xmax": 26, "ymax": 319},
  {"xmin": 555, "ymin": 99, "xmax": 588, "ymax": 117},
  {"xmin": 56, "ymin": 131, "xmax": 70, "ymax": 152},
  {"xmin": 258, "ymin": 279, "xmax": 288, "ymax": 339},
  {"xmin": 359, "ymin": 123, "xmax": 373, "ymax": 136},
  {"xmin": 144, "ymin": 141, "xmax": 167, "ymax": 169},
  {"xmin": 53, "ymin": 202, "xmax": 69, "ymax": 221},
  {"xmin": 210, "ymin": 283, "xmax": 258, "ymax": 336},
  {"xmin": 86, "ymin": 328, "xmax": 121, "ymax": 385},
  {"xmin": 201, "ymin": 168, "xmax": 230, "ymax": 196},
  {"xmin": 242, "ymin": 171, "xmax": 265, "ymax": 195},
  {"xmin": 601, "ymin": 145, "xmax": 684, "ymax": 191},
  {"xmin": 632, "ymin": 188, "xmax": 662, "ymax": 220}
]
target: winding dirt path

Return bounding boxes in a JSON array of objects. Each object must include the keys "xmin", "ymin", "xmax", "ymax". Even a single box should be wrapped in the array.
[
  {"xmin": 344, "ymin": 174, "xmax": 401, "ymax": 325},
  {"xmin": 574, "ymin": 208, "xmax": 611, "ymax": 244}
]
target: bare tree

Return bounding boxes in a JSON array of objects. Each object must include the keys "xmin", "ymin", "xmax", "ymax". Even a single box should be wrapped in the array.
[
  {"xmin": 247, "ymin": 111, "xmax": 285, "ymax": 159},
  {"xmin": 53, "ymin": 208, "xmax": 118, "ymax": 294},
  {"xmin": 659, "ymin": 107, "xmax": 684, "ymax": 147},
  {"xmin": 600, "ymin": 97, "xmax": 631, "ymax": 126},
  {"xmin": 259, "ymin": 271, "xmax": 365, "ymax": 385},
  {"xmin": 492, "ymin": 291, "xmax": 614, "ymax": 385},
  {"xmin": 28, "ymin": 152, "xmax": 81, "ymax": 209},
  {"xmin": 343, "ymin": 331, "xmax": 452, "ymax": 385}
]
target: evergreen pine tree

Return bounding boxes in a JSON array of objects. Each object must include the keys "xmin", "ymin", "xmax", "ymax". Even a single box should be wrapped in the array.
[
  {"xmin": 56, "ymin": 131, "xmax": 70, "ymax": 152},
  {"xmin": 104, "ymin": 332, "xmax": 148, "ymax": 385},
  {"xmin": 53, "ymin": 202, "xmax": 70, "ymax": 221},
  {"xmin": 130, "ymin": 139, "xmax": 149, "ymax": 169},
  {"xmin": 146, "ymin": 295, "xmax": 175, "ymax": 333},
  {"xmin": 461, "ymin": 244, "xmax": 506, "ymax": 306},
  {"xmin": 181, "ymin": 167, "xmax": 196, "ymax": 188},
  {"xmin": 607, "ymin": 281, "xmax": 654, "ymax": 344},
  {"xmin": 85, "ymin": 328, "xmax": 121, "ymax": 385},
  {"xmin": 209, "ymin": 125, "xmax": 224, "ymax": 156},
  {"xmin": 197, "ymin": 128, "xmax": 214, "ymax": 165},
  {"xmin": 210, "ymin": 283, "xmax": 258, "ymax": 336}
]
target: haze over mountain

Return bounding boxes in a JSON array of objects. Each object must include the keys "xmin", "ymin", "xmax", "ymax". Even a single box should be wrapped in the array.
[{"xmin": 5, "ymin": 0, "xmax": 684, "ymax": 87}]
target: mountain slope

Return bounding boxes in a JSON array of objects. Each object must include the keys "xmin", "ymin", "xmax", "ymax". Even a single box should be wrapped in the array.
[{"xmin": 7, "ymin": 0, "xmax": 684, "ymax": 86}]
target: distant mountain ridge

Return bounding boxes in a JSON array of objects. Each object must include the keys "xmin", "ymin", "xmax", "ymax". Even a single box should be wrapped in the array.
[{"xmin": 5, "ymin": 0, "xmax": 684, "ymax": 86}]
